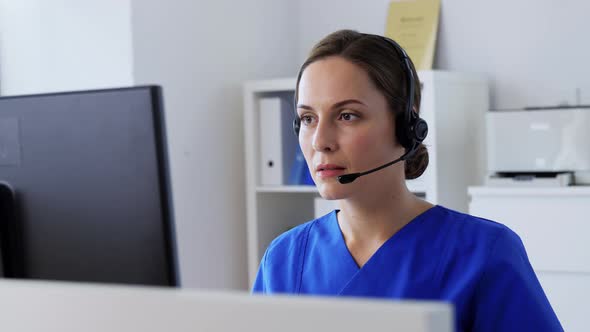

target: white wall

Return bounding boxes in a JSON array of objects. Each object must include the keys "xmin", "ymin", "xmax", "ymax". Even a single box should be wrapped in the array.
[
  {"xmin": 296, "ymin": 0, "xmax": 590, "ymax": 109},
  {"xmin": 0, "ymin": 0, "xmax": 133, "ymax": 94},
  {"xmin": 297, "ymin": 0, "xmax": 392, "ymax": 62},
  {"xmin": 131, "ymin": 0, "xmax": 299, "ymax": 289}
]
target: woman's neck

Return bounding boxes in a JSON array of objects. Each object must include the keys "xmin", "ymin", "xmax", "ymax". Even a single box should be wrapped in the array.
[{"xmin": 337, "ymin": 185, "xmax": 433, "ymax": 244}]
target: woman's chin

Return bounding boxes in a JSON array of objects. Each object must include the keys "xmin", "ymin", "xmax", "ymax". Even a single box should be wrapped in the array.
[{"xmin": 317, "ymin": 181, "xmax": 350, "ymax": 200}]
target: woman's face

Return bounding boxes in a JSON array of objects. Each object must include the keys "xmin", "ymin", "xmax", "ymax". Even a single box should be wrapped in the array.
[{"xmin": 296, "ymin": 56, "xmax": 405, "ymax": 200}]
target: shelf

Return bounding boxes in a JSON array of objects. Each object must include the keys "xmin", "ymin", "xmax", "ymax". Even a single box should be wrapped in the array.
[{"xmin": 256, "ymin": 185, "xmax": 318, "ymax": 193}]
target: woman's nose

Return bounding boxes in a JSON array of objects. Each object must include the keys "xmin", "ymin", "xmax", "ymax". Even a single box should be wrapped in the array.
[{"xmin": 312, "ymin": 119, "xmax": 338, "ymax": 152}]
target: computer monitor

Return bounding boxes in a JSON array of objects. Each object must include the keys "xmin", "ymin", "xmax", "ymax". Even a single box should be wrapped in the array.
[
  {"xmin": 0, "ymin": 279, "xmax": 454, "ymax": 332},
  {"xmin": 0, "ymin": 86, "xmax": 178, "ymax": 287}
]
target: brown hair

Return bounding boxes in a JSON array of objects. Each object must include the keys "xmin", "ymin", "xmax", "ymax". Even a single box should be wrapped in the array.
[{"xmin": 295, "ymin": 29, "xmax": 428, "ymax": 180}]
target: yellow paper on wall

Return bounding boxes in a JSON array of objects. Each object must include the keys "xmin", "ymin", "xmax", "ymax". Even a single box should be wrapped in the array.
[{"xmin": 385, "ymin": 0, "xmax": 440, "ymax": 70}]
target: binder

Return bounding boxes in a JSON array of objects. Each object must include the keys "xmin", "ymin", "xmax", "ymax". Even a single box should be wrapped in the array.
[
  {"xmin": 288, "ymin": 145, "xmax": 315, "ymax": 186},
  {"xmin": 301, "ymin": 162, "xmax": 315, "ymax": 185},
  {"xmin": 259, "ymin": 97, "xmax": 297, "ymax": 186}
]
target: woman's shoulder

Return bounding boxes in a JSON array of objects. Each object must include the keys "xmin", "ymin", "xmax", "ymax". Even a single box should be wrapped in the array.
[
  {"xmin": 440, "ymin": 204, "xmax": 564, "ymax": 330},
  {"xmin": 432, "ymin": 205, "xmax": 523, "ymax": 251}
]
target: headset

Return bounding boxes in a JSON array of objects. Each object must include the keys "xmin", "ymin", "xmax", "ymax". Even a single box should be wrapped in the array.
[{"xmin": 292, "ymin": 33, "xmax": 428, "ymax": 184}]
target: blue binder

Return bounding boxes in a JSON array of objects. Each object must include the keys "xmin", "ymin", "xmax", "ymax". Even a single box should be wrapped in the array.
[{"xmin": 288, "ymin": 146, "xmax": 315, "ymax": 186}]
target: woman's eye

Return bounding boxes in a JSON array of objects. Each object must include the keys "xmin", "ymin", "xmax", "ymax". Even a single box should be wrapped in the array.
[
  {"xmin": 301, "ymin": 115, "xmax": 314, "ymax": 125},
  {"xmin": 339, "ymin": 113, "xmax": 358, "ymax": 121}
]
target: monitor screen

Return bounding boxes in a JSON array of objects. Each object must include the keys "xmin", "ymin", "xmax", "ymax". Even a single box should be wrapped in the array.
[{"xmin": 0, "ymin": 86, "xmax": 178, "ymax": 287}]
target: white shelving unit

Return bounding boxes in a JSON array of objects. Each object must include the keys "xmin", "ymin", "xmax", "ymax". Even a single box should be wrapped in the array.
[{"xmin": 243, "ymin": 72, "xmax": 489, "ymax": 284}]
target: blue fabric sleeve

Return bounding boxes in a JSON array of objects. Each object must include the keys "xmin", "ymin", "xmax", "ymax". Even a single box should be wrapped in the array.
[
  {"xmin": 472, "ymin": 228, "xmax": 563, "ymax": 331},
  {"xmin": 251, "ymin": 249, "xmax": 268, "ymax": 293}
]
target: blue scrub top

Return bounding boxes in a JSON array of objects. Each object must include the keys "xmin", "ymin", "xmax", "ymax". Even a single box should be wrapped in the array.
[{"xmin": 253, "ymin": 205, "xmax": 563, "ymax": 332}]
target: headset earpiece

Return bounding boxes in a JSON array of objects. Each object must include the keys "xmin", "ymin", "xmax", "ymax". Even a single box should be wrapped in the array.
[
  {"xmin": 293, "ymin": 117, "xmax": 301, "ymax": 136},
  {"xmin": 413, "ymin": 117, "xmax": 428, "ymax": 142},
  {"xmin": 397, "ymin": 112, "xmax": 428, "ymax": 152}
]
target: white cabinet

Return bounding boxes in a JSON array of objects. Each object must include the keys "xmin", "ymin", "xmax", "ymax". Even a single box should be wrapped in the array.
[
  {"xmin": 243, "ymin": 72, "xmax": 488, "ymax": 284},
  {"xmin": 468, "ymin": 186, "xmax": 590, "ymax": 332}
]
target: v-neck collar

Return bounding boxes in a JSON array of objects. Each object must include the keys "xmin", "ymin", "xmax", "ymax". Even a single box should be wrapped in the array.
[{"xmin": 330, "ymin": 205, "xmax": 440, "ymax": 271}]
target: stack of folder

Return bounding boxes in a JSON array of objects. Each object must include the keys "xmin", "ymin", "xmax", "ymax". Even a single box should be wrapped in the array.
[{"xmin": 258, "ymin": 97, "xmax": 314, "ymax": 186}]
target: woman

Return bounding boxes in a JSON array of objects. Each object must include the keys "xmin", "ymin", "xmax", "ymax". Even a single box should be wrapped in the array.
[{"xmin": 253, "ymin": 30, "xmax": 562, "ymax": 332}]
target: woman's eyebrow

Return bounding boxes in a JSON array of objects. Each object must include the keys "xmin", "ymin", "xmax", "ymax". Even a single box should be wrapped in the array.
[
  {"xmin": 297, "ymin": 99, "xmax": 367, "ymax": 111},
  {"xmin": 296, "ymin": 104, "xmax": 314, "ymax": 111}
]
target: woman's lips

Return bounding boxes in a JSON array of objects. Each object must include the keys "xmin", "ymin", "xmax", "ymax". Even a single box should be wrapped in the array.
[{"xmin": 316, "ymin": 168, "xmax": 347, "ymax": 179}]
